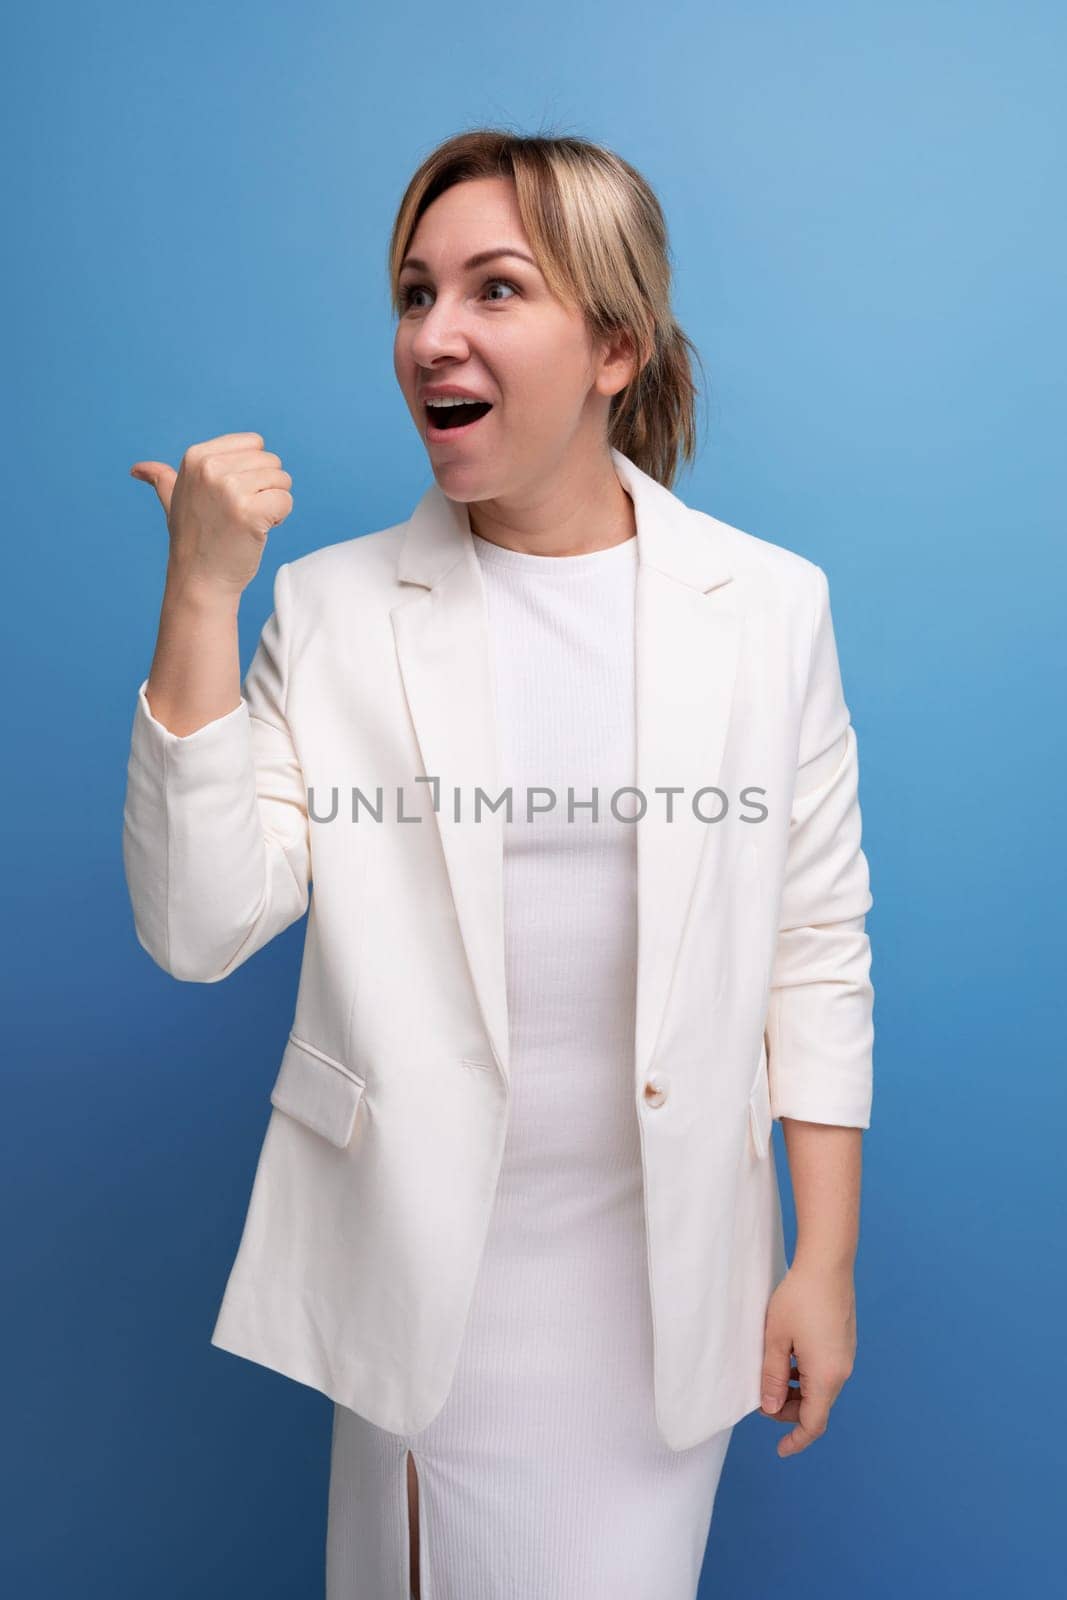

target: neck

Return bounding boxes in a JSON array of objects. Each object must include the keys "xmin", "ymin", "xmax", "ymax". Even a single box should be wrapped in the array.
[{"xmin": 466, "ymin": 452, "xmax": 636, "ymax": 557}]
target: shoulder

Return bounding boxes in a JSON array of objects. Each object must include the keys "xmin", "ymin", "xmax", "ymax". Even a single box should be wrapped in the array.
[
  {"xmin": 275, "ymin": 521, "xmax": 409, "ymax": 610},
  {"xmin": 688, "ymin": 504, "xmax": 826, "ymax": 610},
  {"xmin": 691, "ymin": 503, "xmax": 823, "ymax": 586}
]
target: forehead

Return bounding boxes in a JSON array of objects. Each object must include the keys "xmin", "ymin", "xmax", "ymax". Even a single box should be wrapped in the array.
[{"xmin": 402, "ymin": 177, "xmax": 531, "ymax": 269}]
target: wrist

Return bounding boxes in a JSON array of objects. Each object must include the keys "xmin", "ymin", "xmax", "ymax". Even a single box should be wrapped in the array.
[
  {"xmin": 163, "ymin": 565, "xmax": 243, "ymax": 615},
  {"xmin": 790, "ymin": 1243, "xmax": 857, "ymax": 1278}
]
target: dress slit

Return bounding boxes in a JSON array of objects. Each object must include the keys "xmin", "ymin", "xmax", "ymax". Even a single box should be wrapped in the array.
[{"xmin": 406, "ymin": 1450, "xmax": 421, "ymax": 1599}]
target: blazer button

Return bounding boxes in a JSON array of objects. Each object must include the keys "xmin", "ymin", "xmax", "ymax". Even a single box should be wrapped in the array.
[{"xmin": 643, "ymin": 1072, "xmax": 670, "ymax": 1108}]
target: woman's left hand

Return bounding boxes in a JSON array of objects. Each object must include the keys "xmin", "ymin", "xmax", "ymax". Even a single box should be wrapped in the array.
[{"xmin": 758, "ymin": 1261, "xmax": 857, "ymax": 1457}]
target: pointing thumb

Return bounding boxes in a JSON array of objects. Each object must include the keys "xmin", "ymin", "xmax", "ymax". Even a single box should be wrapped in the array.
[{"xmin": 129, "ymin": 460, "xmax": 177, "ymax": 517}]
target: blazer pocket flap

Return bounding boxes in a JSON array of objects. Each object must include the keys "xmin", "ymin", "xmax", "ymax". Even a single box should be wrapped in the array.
[
  {"xmin": 748, "ymin": 1039, "xmax": 772, "ymax": 1161},
  {"xmin": 269, "ymin": 1032, "xmax": 366, "ymax": 1149}
]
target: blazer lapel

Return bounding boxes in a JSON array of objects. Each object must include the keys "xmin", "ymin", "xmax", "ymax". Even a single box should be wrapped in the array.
[
  {"xmin": 619, "ymin": 452, "xmax": 738, "ymax": 1081},
  {"xmin": 391, "ymin": 448, "xmax": 738, "ymax": 1093},
  {"xmin": 391, "ymin": 486, "xmax": 512, "ymax": 1083}
]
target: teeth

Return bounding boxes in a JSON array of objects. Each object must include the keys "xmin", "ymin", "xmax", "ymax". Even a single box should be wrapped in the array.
[{"xmin": 425, "ymin": 396, "xmax": 489, "ymax": 407}]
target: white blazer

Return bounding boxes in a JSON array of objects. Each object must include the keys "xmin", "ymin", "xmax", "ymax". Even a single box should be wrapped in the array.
[{"xmin": 122, "ymin": 447, "xmax": 874, "ymax": 1451}]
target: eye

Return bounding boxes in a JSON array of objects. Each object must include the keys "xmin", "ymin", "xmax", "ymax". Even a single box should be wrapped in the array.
[{"xmin": 398, "ymin": 277, "xmax": 520, "ymax": 312}]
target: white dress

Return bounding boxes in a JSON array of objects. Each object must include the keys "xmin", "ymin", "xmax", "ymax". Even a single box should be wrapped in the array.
[{"xmin": 325, "ymin": 530, "xmax": 733, "ymax": 1600}]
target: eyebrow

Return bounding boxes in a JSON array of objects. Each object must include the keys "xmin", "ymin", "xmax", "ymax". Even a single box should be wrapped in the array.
[{"xmin": 398, "ymin": 247, "xmax": 539, "ymax": 276}]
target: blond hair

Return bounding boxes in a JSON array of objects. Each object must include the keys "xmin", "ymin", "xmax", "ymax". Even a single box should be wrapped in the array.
[{"xmin": 387, "ymin": 126, "xmax": 705, "ymax": 489}]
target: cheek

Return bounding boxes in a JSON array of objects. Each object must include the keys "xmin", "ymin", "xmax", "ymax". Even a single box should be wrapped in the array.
[
  {"xmin": 393, "ymin": 318, "xmax": 417, "ymax": 360},
  {"xmin": 493, "ymin": 336, "xmax": 575, "ymax": 410},
  {"xmin": 392, "ymin": 339, "xmax": 418, "ymax": 403}
]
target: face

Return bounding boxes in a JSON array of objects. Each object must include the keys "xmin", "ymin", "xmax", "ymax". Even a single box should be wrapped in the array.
[{"xmin": 393, "ymin": 176, "xmax": 635, "ymax": 504}]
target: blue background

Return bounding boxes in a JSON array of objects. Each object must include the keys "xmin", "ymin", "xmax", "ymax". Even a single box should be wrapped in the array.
[{"xmin": 3, "ymin": 1, "xmax": 1062, "ymax": 1593}]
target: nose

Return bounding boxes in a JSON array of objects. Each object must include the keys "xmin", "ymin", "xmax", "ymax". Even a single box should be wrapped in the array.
[{"xmin": 408, "ymin": 296, "xmax": 472, "ymax": 367}]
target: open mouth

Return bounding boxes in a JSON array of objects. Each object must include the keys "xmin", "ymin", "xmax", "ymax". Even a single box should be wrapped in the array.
[{"xmin": 425, "ymin": 400, "xmax": 493, "ymax": 436}]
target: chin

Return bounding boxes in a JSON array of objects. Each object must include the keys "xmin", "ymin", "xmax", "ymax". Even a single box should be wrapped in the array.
[{"xmin": 426, "ymin": 458, "xmax": 501, "ymax": 503}]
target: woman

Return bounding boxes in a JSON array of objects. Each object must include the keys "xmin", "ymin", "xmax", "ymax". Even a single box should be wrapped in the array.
[{"xmin": 125, "ymin": 130, "xmax": 874, "ymax": 1600}]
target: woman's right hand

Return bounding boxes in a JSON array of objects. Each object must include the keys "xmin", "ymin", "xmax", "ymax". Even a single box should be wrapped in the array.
[{"xmin": 129, "ymin": 431, "xmax": 294, "ymax": 596}]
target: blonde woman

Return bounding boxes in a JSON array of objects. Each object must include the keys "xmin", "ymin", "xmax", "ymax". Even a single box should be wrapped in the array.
[{"xmin": 124, "ymin": 129, "xmax": 874, "ymax": 1600}]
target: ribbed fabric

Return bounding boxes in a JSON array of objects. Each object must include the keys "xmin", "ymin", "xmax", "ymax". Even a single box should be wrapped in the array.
[{"xmin": 326, "ymin": 530, "xmax": 733, "ymax": 1600}]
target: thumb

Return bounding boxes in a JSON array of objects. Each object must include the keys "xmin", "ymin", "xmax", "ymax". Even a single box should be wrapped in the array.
[
  {"xmin": 129, "ymin": 460, "xmax": 177, "ymax": 516},
  {"xmin": 760, "ymin": 1342, "xmax": 793, "ymax": 1414}
]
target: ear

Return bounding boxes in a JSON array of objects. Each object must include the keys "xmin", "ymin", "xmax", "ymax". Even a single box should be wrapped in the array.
[{"xmin": 594, "ymin": 324, "xmax": 642, "ymax": 400}]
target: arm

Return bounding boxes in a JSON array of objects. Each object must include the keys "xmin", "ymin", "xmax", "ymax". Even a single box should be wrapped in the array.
[
  {"xmin": 759, "ymin": 564, "xmax": 874, "ymax": 1453},
  {"xmin": 121, "ymin": 560, "xmax": 310, "ymax": 983},
  {"xmin": 140, "ymin": 562, "xmax": 244, "ymax": 737}
]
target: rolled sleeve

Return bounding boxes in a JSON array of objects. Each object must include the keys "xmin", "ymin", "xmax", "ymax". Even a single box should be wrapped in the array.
[
  {"xmin": 121, "ymin": 562, "xmax": 311, "ymax": 982},
  {"xmin": 765, "ymin": 565, "xmax": 875, "ymax": 1128}
]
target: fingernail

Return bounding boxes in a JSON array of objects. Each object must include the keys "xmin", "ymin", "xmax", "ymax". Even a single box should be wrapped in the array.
[{"xmin": 762, "ymin": 1393, "xmax": 780, "ymax": 1412}]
